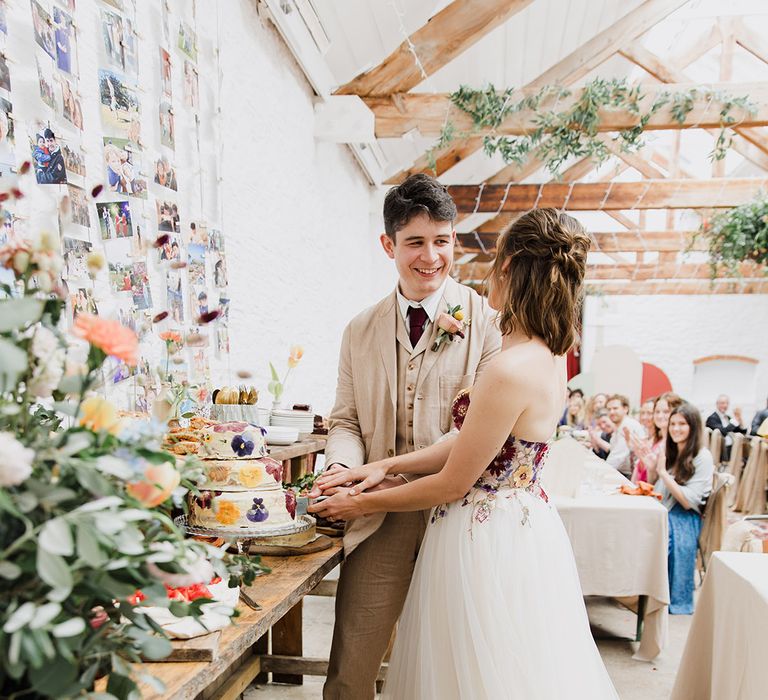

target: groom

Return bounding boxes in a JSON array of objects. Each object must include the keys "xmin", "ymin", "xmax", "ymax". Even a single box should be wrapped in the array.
[{"xmin": 317, "ymin": 174, "xmax": 501, "ymax": 699}]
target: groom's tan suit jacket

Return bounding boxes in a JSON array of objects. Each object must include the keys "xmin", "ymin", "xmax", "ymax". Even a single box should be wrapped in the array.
[{"xmin": 325, "ymin": 277, "xmax": 501, "ymax": 555}]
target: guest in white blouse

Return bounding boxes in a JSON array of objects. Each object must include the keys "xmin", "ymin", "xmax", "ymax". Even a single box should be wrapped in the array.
[{"xmin": 648, "ymin": 402, "xmax": 714, "ymax": 614}]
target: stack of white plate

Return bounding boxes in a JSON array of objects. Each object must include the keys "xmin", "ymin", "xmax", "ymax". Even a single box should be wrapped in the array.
[
  {"xmin": 270, "ymin": 409, "xmax": 314, "ymax": 434},
  {"xmin": 264, "ymin": 425, "xmax": 299, "ymax": 446}
]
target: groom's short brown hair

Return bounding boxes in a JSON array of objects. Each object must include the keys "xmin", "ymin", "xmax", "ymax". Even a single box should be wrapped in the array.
[{"xmin": 383, "ymin": 173, "xmax": 457, "ymax": 240}]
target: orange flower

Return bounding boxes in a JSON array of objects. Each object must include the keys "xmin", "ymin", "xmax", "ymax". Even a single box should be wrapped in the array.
[
  {"xmin": 159, "ymin": 330, "xmax": 183, "ymax": 344},
  {"xmin": 126, "ymin": 462, "xmax": 181, "ymax": 508},
  {"xmin": 287, "ymin": 345, "xmax": 304, "ymax": 369},
  {"xmin": 74, "ymin": 314, "xmax": 138, "ymax": 366},
  {"xmin": 80, "ymin": 396, "xmax": 121, "ymax": 434},
  {"xmin": 214, "ymin": 500, "xmax": 241, "ymax": 526}
]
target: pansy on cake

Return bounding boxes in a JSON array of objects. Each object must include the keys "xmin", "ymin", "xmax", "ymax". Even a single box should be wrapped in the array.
[
  {"xmin": 199, "ymin": 421, "xmax": 268, "ymax": 459},
  {"xmin": 188, "ymin": 488, "xmax": 297, "ymax": 530}
]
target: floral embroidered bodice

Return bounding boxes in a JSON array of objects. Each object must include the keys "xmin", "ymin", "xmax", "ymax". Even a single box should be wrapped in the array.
[{"xmin": 432, "ymin": 388, "xmax": 550, "ymax": 527}]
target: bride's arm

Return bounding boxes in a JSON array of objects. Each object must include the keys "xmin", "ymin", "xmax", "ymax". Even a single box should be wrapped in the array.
[{"xmin": 309, "ymin": 360, "xmax": 531, "ymax": 519}]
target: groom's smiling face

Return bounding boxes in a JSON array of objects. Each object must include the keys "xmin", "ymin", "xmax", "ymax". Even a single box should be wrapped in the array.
[{"xmin": 380, "ymin": 212, "xmax": 455, "ymax": 302}]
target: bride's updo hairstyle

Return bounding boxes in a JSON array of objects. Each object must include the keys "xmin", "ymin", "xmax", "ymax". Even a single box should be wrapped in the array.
[{"xmin": 488, "ymin": 208, "xmax": 591, "ymax": 356}]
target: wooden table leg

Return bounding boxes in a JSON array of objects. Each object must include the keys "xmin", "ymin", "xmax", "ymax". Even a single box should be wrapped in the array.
[
  {"xmin": 635, "ymin": 595, "xmax": 648, "ymax": 642},
  {"xmin": 271, "ymin": 600, "xmax": 303, "ymax": 685},
  {"xmin": 254, "ymin": 631, "xmax": 269, "ymax": 685}
]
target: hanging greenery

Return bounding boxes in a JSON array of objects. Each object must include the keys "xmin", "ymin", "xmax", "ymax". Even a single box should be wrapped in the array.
[
  {"xmin": 428, "ymin": 77, "xmax": 756, "ymax": 175},
  {"xmin": 697, "ymin": 192, "xmax": 768, "ymax": 276}
]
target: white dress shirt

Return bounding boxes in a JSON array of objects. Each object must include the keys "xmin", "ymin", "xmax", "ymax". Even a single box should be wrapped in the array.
[
  {"xmin": 396, "ymin": 280, "xmax": 448, "ymax": 325},
  {"xmin": 607, "ymin": 415, "xmax": 644, "ymax": 475}
]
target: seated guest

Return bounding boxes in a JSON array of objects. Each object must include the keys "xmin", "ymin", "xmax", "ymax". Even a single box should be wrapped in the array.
[
  {"xmin": 750, "ymin": 396, "xmax": 768, "ymax": 436},
  {"xmin": 589, "ymin": 409, "xmax": 613, "ymax": 460},
  {"xmin": 631, "ymin": 392, "xmax": 683, "ymax": 484},
  {"xmin": 559, "ymin": 392, "xmax": 586, "ymax": 429},
  {"xmin": 605, "ymin": 394, "xmax": 644, "ymax": 479},
  {"xmin": 648, "ymin": 403, "xmax": 714, "ymax": 614},
  {"xmin": 584, "ymin": 392, "xmax": 607, "ymax": 428},
  {"xmin": 638, "ymin": 398, "xmax": 655, "ymax": 437},
  {"xmin": 705, "ymin": 394, "xmax": 746, "ymax": 460}
]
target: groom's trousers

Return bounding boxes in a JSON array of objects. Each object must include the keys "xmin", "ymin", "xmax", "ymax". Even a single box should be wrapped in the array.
[{"xmin": 323, "ymin": 509, "xmax": 428, "ymax": 700}]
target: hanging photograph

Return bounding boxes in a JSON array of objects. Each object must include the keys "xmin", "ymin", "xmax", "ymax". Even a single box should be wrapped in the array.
[
  {"xmin": 70, "ymin": 286, "xmax": 98, "ymax": 318},
  {"xmin": 160, "ymin": 48, "xmax": 172, "ymax": 99},
  {"xmin": 123, "ymin": 18, "xmax": 138, "ymax": 76},
  {"xmin": 208, "ymin": 228, "xmax": 224, "ymax": 253},
  {"xmin": 187, "ymin": 221, "xmax": 208, "ymax": 246},
  {"xmin": 183, "ymin": 60, "xmax": 198, "ymax": 109},
  {"xmin": 177, "ymin": 21, "xmax": 198, "ymax": 62},
  {"xmin": 53, "ymin": 7, "xmax": 76, "ymax": 75},
  {"xmin": 62, "ymin": 141, "xmax": 85, "ymax": 179},
  {"xmin": 98, "ymin": 69, "xmax": 141, "ymax": 141},
  {"xmin": 166, "ymin": 269, "xmax": 184, "ymax": 323},
  {"xmin": 189, "ymin": 285, "xmax": 209, "ymax": 321},
  {"xmin": 212, "ymin": 252, "xmax": 228, "ymax": 288},
  {"xmin": 154, "ymin": 155, "xmax": 177, "ymax": 191},
  {"xmin": 156, "ymin": 199, "xmax": 179, "ymax": 232},
  {"xmin": 187, "ymin": 242, "xmax": 205, "ymax": 286},
  {"xmin": 31, "ymin": 0, "xmax": 56, "ymax": 60},
  {"xmin": 101, "ymin": 9, "xmax": 124, "ymax": 69},
  {"xmin": 159, "ymin": 101, "xmax": 174, "ymax": 149},
  {"xmin": 37, "ymin": 59, "xmax": 57, "ymax": 111},
  {"xmin": 103, "ymin": 137, "xmax": 147, "ymax": 198},
  {"xmin": 97, "ymin": 200, "xmax": 133, "ymax": 240},
  {"xmin": 158, "ymin": 234, "xmax": 181, "ymax": 263},
  {"xmin": 0, "ymin": 1, "xmax": 7, "ymax": 35},
  {"xmin": 67, "ymin": 184, "xmax": 90, "ymax": 227},
  {"xmin": 108, "ymin": 260, "xmax": 131, "ymax": 294},
  {"xmin": 216, "ymin": 323, "xmax": 229, "ymax": 356},
  {"xmin": 0, "ymin": 53, "xmax": 11, "ymax": 91},
  {"xmin": 129, "ymin": 261, "xmax": 152, "ymax": 310},
  {"xmin": 102, "ymin": 0, "xmax": 123, "ymax": 9},
  {"xmin": 0, "ymin": 97, "xmax": 13, "ymax": 161},
  {"xmin": 30, "ymin": 126, "xmax": 67, "ymax": 184},
  {"xmin": 60, "ymin": 77, "xmax": 83, "ymax": 129},
  {"xmin": 62, "ymin": 237, "xmax": 91, "ymax": 280}
]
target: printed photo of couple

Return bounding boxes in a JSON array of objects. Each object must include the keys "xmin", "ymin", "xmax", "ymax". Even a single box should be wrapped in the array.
[
  {"xmin": 31, "ymin": 0, "xmax": 56, "ymax": 60},
  {"xmin": 208, "ymin": 228, "xmax": 224, "ymax": 253},
  {"xmin": 189, "ymin": 286, "xmax": 208, "ymax": 322},
  {"xmin": 98, "ymin": 69, "xmax": 141, "ymax": 142},
  {"xmin": 37, "ymin": 59, "xmax": 57, "ymax": 112},
  {"xmin": 154, "ymin": 155, "xmax": 177, "ymax": 191},
  {"xmin": 159, "ymin": 235, "xmax": 181, "ymax": 263},
  {"xmin": 104, "ymin": 137, "xmax": 147, "ymax": 198},
  {"xmin": 0, "ymin": 53, "xmax": 10, "ymax": 91},
  {"xmin": 67, "ymin": 185, "xmax": 90, "ymax": 227},
  {"xmin": 101, "ymin": 9, "xmax": 124, "ymax": 70},
  {"xmin": 166, "ymin": 269, "xmax": 184, "ymax": 323},
  {"xmin": 60, "ymin": 78, "xmax": 83, "ymax": 130},
  {"xmin": 53, "ymin": 6, "xmax": 76, "ymax": 75},
  {"xmin": 157, "ymin": 200, "xmax": 180, "ymax": 232},
  {"xmin": 70, "ymin": 286, "xmax": 98, "ymax": 319},
  {"xmin": 97, "ymin": 200, "xmax": 133, "ymax": 240},
  {"xmin": 183, "ymin": 60, "xmax": 198, "ymax": 109},
  {"xmin": 31, "ymin": 128, "xmax": 67, "ymax": 184},
  {"xmin": 62, "ymin": 237, "xmax": 91, "ymax": 280},
  {"xmin": 212, "ymin": 253, "xmax": 228, "ymax": 289}
]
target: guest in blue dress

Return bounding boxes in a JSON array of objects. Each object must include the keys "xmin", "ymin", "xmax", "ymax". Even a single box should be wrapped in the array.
[{"xmin": 648, "ymin": 402, "xmax": 714, "ymax": 614}]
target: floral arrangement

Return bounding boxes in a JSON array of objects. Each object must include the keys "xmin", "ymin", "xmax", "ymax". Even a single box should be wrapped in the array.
[
  {"xmin": 698, "ymin": 192, "xmax": 768, "ymax": 275},
  {"xmin": 0, "ymin": 201, "xmax": 266, "ymax": 698},
  {"xmin": 432, "ymin": 305, "xmax": 467, "ymax": 352},
  {"xmin": 267, "ymin": 345, "xmax": 304, "ymax": 406}
]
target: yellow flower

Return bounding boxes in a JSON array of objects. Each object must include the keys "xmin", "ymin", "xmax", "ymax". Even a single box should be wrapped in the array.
[
  {"xmin": 215, "ymin": 500, "xmax": 241, "ymax": 526},
  {"xmin": 238, "ymin": 465, "xmax": 264, "ymax": 488},
  {"xmin": 513, "ymin": 464, "xmax": 534, "ymax": 488},
  {"xmin": 453, "ymin": 309, "xmax": 464, "ymax": 321},
  {"xmin": 86, "ymin": 251, "xmax": 105, "ymax": 274},
  {"xmin": 287, "ymin": 345, "xmax": 304, "ymax": 369},
  {"xmin": 80, "ymin": 396, "xmax": 121, "ymax": 434}
]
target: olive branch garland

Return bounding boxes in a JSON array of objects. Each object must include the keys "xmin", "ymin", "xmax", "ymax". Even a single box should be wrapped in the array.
[{"xmin": 427, "ymin": 77, "xmax": 756, "ymax": 176}]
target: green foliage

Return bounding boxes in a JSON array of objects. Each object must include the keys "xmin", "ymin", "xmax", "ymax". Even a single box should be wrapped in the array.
[
  {"xmin": 428, "ymin": 78, "xmax": 755, "ymax": 176},
  {"xmin": 696, "ymin": 192, "xmax": 768, "ymax": 276}
]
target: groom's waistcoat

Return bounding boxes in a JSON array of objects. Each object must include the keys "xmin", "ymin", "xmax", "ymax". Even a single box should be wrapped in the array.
[{"xmin": 326, "ymin": 277, "xmax": 501, "ymax": 554}]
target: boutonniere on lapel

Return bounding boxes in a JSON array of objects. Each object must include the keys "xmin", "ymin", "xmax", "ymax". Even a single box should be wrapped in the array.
[{"xmin": 432, "ymin": 304, "xmax": 469, "ymax": 352}]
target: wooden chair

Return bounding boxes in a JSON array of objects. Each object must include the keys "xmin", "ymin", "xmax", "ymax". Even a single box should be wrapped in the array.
[
  {"xmin": 697, "ymin": 471, "xmax": 733, "ymax": 579},
  {"xmin": 726, "ymin": 433, "xmax": 749, "ymax": 507},
  {"xmin": 708, "ymin": 429, "xmax": 724, "ymax": 467},
  {"xmin": 734, "ymin": 438, "xmax": 768, "ymax": 514}
]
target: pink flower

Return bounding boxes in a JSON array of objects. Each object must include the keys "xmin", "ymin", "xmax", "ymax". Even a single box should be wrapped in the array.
[
  {"xmin": 436, "ymin": 313, "xmax": 465, "ymax": 337},
  {"xmin": 73, "ymin": 314, "xmax": 138, "ymax": 366}
]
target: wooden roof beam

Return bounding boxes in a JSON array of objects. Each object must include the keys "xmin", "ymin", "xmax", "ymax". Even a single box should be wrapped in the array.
[
  {"xmin": 335, "ymin": 0, "xmax": 534, "ymax": 96},
  {"xmin": 447, "ymin": 178, "xmax": 768, "ymax": 213},
  {"xmin": 385, "ymin": 0, "xmax": 691, "ymax": 181}
]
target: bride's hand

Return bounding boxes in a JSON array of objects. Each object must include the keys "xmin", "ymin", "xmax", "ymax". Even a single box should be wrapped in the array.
[
  {"xmin": 315, "ymin": 461, "xmax": 389, "ymax": 495},
  {"xmin": 308, "ymin": 464, "xmax": 349, "ymax": 498},
  {"xmin": 307, "ymin": 488, "xmax": 365, "ymax": 521}
]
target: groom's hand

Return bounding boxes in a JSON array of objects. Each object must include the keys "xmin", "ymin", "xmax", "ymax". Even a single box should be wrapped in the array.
[{"xmin": 308, "ymin": 463, "xmax": 349, "ymax": 498}]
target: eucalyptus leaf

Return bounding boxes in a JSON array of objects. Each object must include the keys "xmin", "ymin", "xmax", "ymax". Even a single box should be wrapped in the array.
[
  {"xmin": 140, "ymin": 634, "xmax": 172, "ymax": 661},
  {"xmin": 107, "ymin": 672, "xmax": 139, "ymax": 699},
  {"xmin": 53, "ymin": 400, "xmax": 80, "ymax": 417},
  {"xmin": 0, "ymin": 338, "xmax": 29, "ymax": 391},
  {"xmin": 51, "ymin": 617, "xmax": 86, "ymax": 638},
  {"xmin": 21, "ymin": 630, "xmax": 45, "ymax": 668},
  {"xmin": 138, "ymin": 671, "xmax": 166, "ymax": 694},
  {"xmin": 56, "ymin": 373, "xmax": 88, "ymax": 395},
  {"xmin": 0, "ymin": 560, "xmax": 22, "ymax": 580},
  {"xmin": 4, "ymin": 602, "xmax": 36, "ymax": 633},
  {"xmin": 76, "ymin": 522, "xmax": 106, "ymax": 567},
  {"xmin": 58, "ymin": 431, "xmax": 94, "ymax": 456},
  {"xmin": 40, "ymin": 518, "xmax": 74, "ymax": 556},
  {"xmin": 36, "ymin": 548, "xmax": 73, "ymax": 593},
  {"xmin": 74, "ymin": 496, "xmax": 122, "ymax": 513},
  {"xmin": 95, "ymin": 455, "xmax": 134, "ymax": 479},
  {"xmin": 30, "ymin": 655, "xmax": 78, "ymax": 696},
  {"xmin": 31, "ymin": 628, "xmax": 56, "ymax": 659},
  {"xmin": 29, "ymin": 602, "xmax": 62, "ymax": 629},
  {"xmin": 115, "ymin": 525, "xmax": 146, "ymax": 556},
  {"xmin": 8, "ymin": 629, "xmax": 22, "ymax": 666},
  {"xmin": 0, "ymin": 297, "xmax": 44, "ymax": 331}
]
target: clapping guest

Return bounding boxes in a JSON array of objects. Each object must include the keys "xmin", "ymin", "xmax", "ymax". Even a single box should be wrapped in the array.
[
  {"xmin": 559, "ymin": 392, "xmax": 586, "ymax": 429},
  {"xmin": 750, "ymin": 396, "xmax": 768, "ymax": 436},
  {"xmin": 638, "ymin": 398, "xmax": 654, "ymax": 436},
  {"xmin": 648, "ymin": 403, "xmax": 714, "ymax": 614},
  {"xmin": 589, "ymin": 409, "xmax": 613, "ymax": 460},
  {"xmin": 630, "ymin": 392, "xmax": 683, "ymax": 484},
  {"xmin": 705, "ymin": 394, "xmax": 746, "ymax": 460},
  {"xmin": 584, "ymin": 392, "xmax": 607, "ymax": 427},
  {"xmin": 605, "ymin": 394, "xmax": 644, "ymax": 479}
]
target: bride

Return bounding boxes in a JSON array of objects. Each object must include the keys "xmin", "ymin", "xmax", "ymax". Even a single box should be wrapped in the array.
[{"xmin": 309, "ymin": 208, "xmax": 618, "ymax": 699}]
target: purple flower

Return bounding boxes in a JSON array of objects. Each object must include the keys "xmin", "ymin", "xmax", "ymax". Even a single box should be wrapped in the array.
[
  {"xmin": 231, "ymin": 434, "xmax": 255, "ymax": 457},
  {"xmin": 246, "ymin": 497, "xmax": 269, "ymax": 522}
]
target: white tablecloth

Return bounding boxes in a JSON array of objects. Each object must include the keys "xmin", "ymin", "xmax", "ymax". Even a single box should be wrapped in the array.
[
  {"xmin": 544, "ymin": 438, "xmax": 670, "ymax": 661},
  {"xmin": 670, "ymin": 552, "xmax": 768, "ymax": 700}
]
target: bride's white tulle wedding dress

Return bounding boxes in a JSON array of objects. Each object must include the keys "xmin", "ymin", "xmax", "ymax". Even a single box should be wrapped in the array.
[{"xmin": 382, "ymin": 389, "xmax": 619, "ymax": 699}]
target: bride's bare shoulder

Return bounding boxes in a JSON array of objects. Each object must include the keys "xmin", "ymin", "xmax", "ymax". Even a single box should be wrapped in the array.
[{"xmin": 478, "ymin": 343, "xmax": 553, "ymax": 392}]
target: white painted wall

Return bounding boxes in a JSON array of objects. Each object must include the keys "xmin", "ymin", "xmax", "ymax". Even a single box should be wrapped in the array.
[{"xmin": 582, "ymin": 294, "xmax": 768, "ymax": 419}]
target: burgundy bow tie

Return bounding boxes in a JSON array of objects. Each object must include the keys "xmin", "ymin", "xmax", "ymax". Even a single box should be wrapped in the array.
[{"xmin": 407, "ymin": 306, "xmax": 428, "ymax": 348}]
